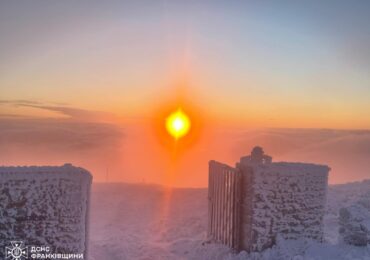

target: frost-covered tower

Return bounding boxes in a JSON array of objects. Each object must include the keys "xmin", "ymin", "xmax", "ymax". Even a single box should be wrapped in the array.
[
  {"xmin": 0, "ymin": 164, "xmax": 92, "ymax": 258},
  {"xmin": 208, "ymin": 147, "xmax": 329, "ymax": 252}
]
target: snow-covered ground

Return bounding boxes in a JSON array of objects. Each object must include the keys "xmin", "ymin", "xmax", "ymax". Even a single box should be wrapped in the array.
[{"xmin": 89, "ymin": 181, "xmax": 370, "ymax": 260}]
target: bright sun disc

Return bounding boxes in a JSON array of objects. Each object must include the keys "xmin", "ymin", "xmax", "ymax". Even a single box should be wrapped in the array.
[{"xmin": 166, "ymin": 109, "xmax": 191, "ymax": 140}]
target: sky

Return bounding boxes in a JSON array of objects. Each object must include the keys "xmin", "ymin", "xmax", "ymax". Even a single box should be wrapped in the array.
[{"xmin": 1, "ymin": 1, "xmax": 370, "ymax": 186}]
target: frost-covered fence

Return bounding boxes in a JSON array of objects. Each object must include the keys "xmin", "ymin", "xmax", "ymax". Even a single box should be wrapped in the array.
[{"xmin": 208, "ymin": 160, "xmax": 242, "ymax": 250}]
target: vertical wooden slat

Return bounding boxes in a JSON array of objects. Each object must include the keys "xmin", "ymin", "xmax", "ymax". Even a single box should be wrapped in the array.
[
  {"xmin": 219, "ymin": 168, "xmax": 223, "ymax": 242},
  {"xmin": 235, "ymin": 171, "xmax": 239, "ymax": 249},
  {"xmin": 209, "ymin": 162, "xmax": 214, "ymax": 240},
  {"xmin": 225, "ymin": 170, "xmax": 228, "ymax": 246},
  {"xmin": 218, "ymin": 169, "xmax": 222, "ymax": 242},
  {"xmin": 220, "ymin": 168, "xmax": 224, "ymax": 242},
  {"xmin": 221, "ymin": 169, "xmax": 224, "ymax": 243},
  {"xmin": 224, "ymin": 170, "xmax": 226, "ymax": 245},
  {"xmin": 231, "ymin": 171, "xmax": 235, "ymax": 247},
  {"xmin": 224, "ymin": 170, "xmax": 227, "ymax": 245},
  {"xmin": 208, "ymin": 164, "xmax": 212, "ymax": 238},
  {"xmin": 221, "ymin": 168, "xmax": 224, "ymax": 243},
  {"xmin": 235, "ymin": 170, "xmax": 241, "ymax": 250},
  {"xmin": 208, "ymin": 161, "xmax": 241, "ymax": 250},
  {"xmin": 213, "ymin": 166, "xmax": 217, "ymax": 241},
  {"xmin": 233, "ymin": 171, "xmax": 237, "ymax": 247},
  {"xmin": 234, "ymin": 170, "xmax": 237, "ymax": 249},
  {"xmin": 211, "ymin": 165, "xmax": 215, "ymax": 239},
  {"xmin": 233, "ymin": 171, "xmax": 237, "ymax": 248},
  {"xmin": 226, "ymin": 170, "xmax": 231, "ymax": 247},
  {"xmin": 228, "ymin": 171, "xmax": 233, "ymax": 247},
  {"xmin": 227, "ymin": 170, "xmax": 231, "ymax": 247},
  {"xmin": 213, "ymin": 164, "xmax": 216, "ymax": 240},
  {"xmin": 212, "ymin": 164, "xmax": 216, "ymax": 240},
  {"xmin": 215, "ymin": 169, "xmax": 220, "ymax": 241},
  {"xmin": 231, "ymin": 171, "xmax": 235, "ymax": 248}
]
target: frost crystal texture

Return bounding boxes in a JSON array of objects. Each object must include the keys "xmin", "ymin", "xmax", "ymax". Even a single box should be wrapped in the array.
[
  {"xmin": 339, "ymin": 192, "xmax": 370, "ymax": 246},
  {"xmin": 0, "ymin": 164, "xmax": 92, "ymax": 258}
]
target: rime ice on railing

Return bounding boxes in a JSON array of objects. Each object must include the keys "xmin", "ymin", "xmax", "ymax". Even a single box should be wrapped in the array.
[{"xmin": 208, "ymin": 147, "xmax": 330, "ymax": 252}]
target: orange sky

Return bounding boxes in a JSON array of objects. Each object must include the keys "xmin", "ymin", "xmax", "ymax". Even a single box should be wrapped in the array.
[{"xmin": 1, "ymin": 1, "xmax": 370, "ymax": 186}]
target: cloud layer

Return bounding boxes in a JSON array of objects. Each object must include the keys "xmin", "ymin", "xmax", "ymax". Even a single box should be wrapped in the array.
[{"xmin": 0, "ymin": 101, "xmax": 369, "ymax": 186}]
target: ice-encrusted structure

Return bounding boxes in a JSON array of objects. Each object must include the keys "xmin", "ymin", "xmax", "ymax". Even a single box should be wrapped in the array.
[
  {"xmin": 0, "ymin": 164, "xmax": 92, "ymax": 258},
  {"xmin": 208, "ymin": 147, "xmax": 330, "ymax": 252},
  {"xmin": 339, "ymin": 192, "xmax": 370, "ymax": 246}
]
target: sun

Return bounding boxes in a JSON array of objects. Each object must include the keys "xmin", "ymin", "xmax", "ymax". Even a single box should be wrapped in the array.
[{"xmin": 166, "ymin": 108, "xmax": 191, "ymax": 140}]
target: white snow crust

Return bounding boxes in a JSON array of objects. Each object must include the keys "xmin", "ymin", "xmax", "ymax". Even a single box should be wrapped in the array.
[{"xmin": 89, "ymin": 180, "xmax": 370, "ymax": 260}]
